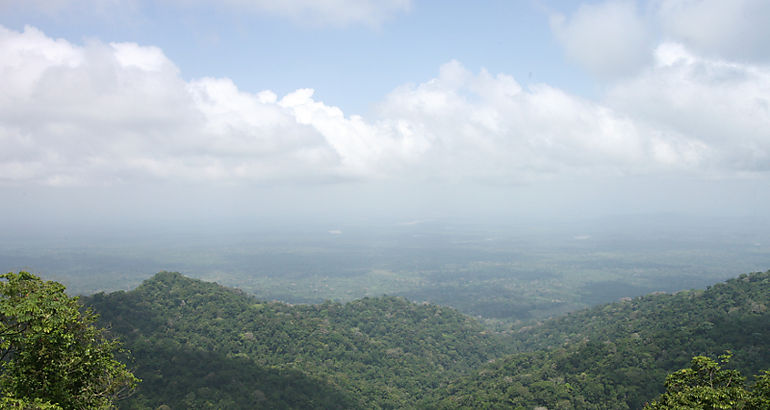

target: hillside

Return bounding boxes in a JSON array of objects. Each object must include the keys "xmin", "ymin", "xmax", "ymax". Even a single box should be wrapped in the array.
[
  {"xmin": 84, "ymin": 270, "xmax": 770, "ymax": 409},
  {"xmin": 434, "ymin": 271, "xmax": 770, "ymax": 409},
  {"xmin": 85, "ymin": 272, "xmax": 514, "ymax": 408}
]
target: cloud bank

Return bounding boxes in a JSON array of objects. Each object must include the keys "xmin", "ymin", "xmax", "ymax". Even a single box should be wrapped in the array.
[
  {"xmin": 1, "ymin": 25, "xmax": 769, "ymax": 188},
  {"xmin": 657, "ymin": 0, "xmax": 770, "ymax": 62},
  {"xmin": 550, "ymin": 0, "xmax": 770, "ymax": 78},
  {"xmin": 550, "ymin": 1, "xmax": 652, "ymax": 78}
]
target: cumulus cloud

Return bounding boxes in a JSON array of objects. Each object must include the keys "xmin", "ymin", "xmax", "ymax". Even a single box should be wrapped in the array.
[
  {"xmin": 0, "ymin": 26, "xmax": 280, "ymax": 184},
  {"xmin": 0, "ymin": 25, "xmax": 423, "ymax": 185},
  {"xmin": 550, "ymin": 1, "xmax": 652, "ymax": 78},
  {"xmin": 544, "ymin": 0, "xmax": 770, "ymax": 173},
  {"xmin": 377, "ymin": 60, "xmax": 704, "ymax": 180},
  {"xmin": 657, "ymin": 0, "xmax": 770, "ymax": 62},
  {"xmin": 550, "ymin": 0, "xmax": 770, "ymax": 78},
  {"xmin": 607, "ymin": 42, "xmax": 770, "ymax": 172},
  {"xmin": 1, "ymin": 25, "xmax": 768, "ymax": 189}
]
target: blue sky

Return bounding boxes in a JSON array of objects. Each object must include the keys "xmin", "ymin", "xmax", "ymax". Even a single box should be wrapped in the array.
[
  {"xmin": 1, "ymin": 1, "xmax": 591, "ymax": 114},
  {"xmin": 1, "ymin": 0, "xmax": 770, "ymax": 230}
]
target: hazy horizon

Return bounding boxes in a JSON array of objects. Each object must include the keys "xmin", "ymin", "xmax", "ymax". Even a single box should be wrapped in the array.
[{"xmin": 2, "ymin": 1, "xmax": 769, "ymax": 312}]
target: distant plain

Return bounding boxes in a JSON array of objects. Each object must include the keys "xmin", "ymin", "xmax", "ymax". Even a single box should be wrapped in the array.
[{"xmin": 4, "ymin": 215, "xmax": 768, "ymax": 325}]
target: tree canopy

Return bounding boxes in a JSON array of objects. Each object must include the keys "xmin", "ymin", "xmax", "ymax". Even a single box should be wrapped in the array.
[
  {"xmin": 85, "ymin": 271, "xmax": 514, "ymax": 408},
  {"xmin": 0, "ymin": 272, "xmax": 138, "ymax": 409},
  {"xmin": 83, "ymin": 270, "xmax": 770, "ymax": 408},
  {"xmin": 433, "ymin": 271, "xmax": 770, "ymax": 409},
  {"xmin": 645, "ymin": 353, "xmax": 770, "ymax": 409}
]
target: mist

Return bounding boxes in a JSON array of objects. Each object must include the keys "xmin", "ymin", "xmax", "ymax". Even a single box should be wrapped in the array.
[{"xmin": 3, "ymin": 174, "xmax": 769, "ymax": 238}]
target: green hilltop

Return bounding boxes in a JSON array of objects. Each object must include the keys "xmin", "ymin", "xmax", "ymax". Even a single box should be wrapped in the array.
[
  {"xmin": 83, "ymin": 270, "xmax": 770, "ymax": 409},
  {"xmin": 85, "ymin": 271, "xmax": 514, "ymax": 408},
  {"xmin": 436, "ymin": 271, "xmax": 770, "ymax": 409}
]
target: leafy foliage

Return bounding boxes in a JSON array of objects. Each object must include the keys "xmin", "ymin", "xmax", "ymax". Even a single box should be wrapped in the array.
[
  {"xmin": 78, "ymin": 270, "xmax": 770, "ymax": 408},
  {"xmin": 0, "ymin": 272, "xmax": 138, "ymax": 409},
  {"xmin": 86, "ymin": 271, "xmax": 514, "ymax": 408},
  {"xmin": 645, "ymin": 353, "xmax": 770, "ymax": 409},
  {"xmin": 120, "ymin": 345, "xmax": 357, "ymax": 409},
  {"xmin": 434, "ymin": 271, "xmax": 770, "ymax": 409},
  {"xmin": 0, "ymin": 395, "xmax": 61, "ymax": 409}
]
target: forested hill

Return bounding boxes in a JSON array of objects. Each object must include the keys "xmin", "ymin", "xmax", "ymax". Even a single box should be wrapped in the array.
[
  {"xmin": 435, "ymin": 271, "xmax": 770, "ymax": 409},
  {"xmin": 85, "ymin": 271, "xmax": 515, "ymax": 409},
  {"xmin": 84, "ymin": 270, "xmax": 770, "ymax": 409}
]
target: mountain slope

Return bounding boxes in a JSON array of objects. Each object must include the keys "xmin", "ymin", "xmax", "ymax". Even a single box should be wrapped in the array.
[
  {"xmin": 86, "ymin": 270, "xmax": 770, "ymax": 409},
  {"xmin": 86, "ymin": 271, "xmax": 513, "ymax": 408},
  {"xmin": 433, "ymin": 270, "xmax": 770, "ymax": 409}
]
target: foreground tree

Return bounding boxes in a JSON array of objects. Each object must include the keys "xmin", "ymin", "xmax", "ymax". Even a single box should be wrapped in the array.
[
  {"xmin": 645, "ymin": 353, "xmax": 770, "ymax": 409},
  {"xmin": 0, "ymin": 272, "xmax": 138, "ymax": 409}
]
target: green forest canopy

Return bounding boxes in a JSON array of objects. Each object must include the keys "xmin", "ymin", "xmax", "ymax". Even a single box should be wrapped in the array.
[
  {"xmin": 81, "ymin": 270, "xmax": 770, "ymax": 409},
  {"xmin": 0, "ymin": 272, "xmax": 138, "ymax": 409}
]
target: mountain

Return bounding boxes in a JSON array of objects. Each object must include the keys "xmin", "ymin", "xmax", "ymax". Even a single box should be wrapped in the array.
[
  {"xmin": 85, "ymin": 271, "xmax": 514, "ymax": 408},
  {"xmin": 84, "ymin": 270, "xmax": 770, "ymax": 409},
  {"xmin": 434, "ymin": 271, "xmax": 770, "ymax": 409}
]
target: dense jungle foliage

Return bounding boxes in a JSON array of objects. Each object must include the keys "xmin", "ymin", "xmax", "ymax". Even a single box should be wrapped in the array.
[
  {"xmin": 644, "ymin": 353, "xmax": 770, "ymax": 409},
  {"xmin": 435, "ymin": 271, "xmax": 770, "ymax": 409},
  {"xmin": 0, "ymin": 272, "xmax": 138, "ymax": 409},
  {"xmin": 83, "ymin": 270, "xmax": 770, "ymax": 408},
  {"xmin": 85, "ymin": 272, "xmax": 514, "ymax": 408}
]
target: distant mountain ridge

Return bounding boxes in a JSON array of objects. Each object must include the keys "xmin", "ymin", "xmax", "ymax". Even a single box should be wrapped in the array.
[{"xmin": 84, "ymin": 270, "xmax": 770, "ymax": 409}]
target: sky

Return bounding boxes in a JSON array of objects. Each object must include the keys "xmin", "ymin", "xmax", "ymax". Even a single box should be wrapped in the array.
[{"xmin": 1, "ymin": 0, "xmax": 770, "ymax": 235}]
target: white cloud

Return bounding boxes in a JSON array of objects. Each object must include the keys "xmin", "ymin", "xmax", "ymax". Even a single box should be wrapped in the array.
[
  {"xmin": 657, "ymin": 0, "xmax": 770, "ymax": 62},
  {"xmin": 550, "ymin": 1, "xmax": 652, "ymax": 78},
  {"xmin": 1, "ymin": 25, "xmax": 768, "ymax": 189},
  {"xmin": 0, "ymin": 25, "xmax": 419, "ymax": 185},
  {"xmin": 377, "ymin": 60, "xmax": 705, "ymax": 181},
  {"xmin": 550, "ymin": 0, "xmax": 770, "ymax": 79},
  {"xmin": 0, "ymin": 25, "xmax": 304, "ymax": 185},
  {"xmin": 544, "ymin": 2, "xmax": 770, "ymax": 175},
  {"xmin": 607, "ymin": 42, "xmax": 770, "ymax": 172}
]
